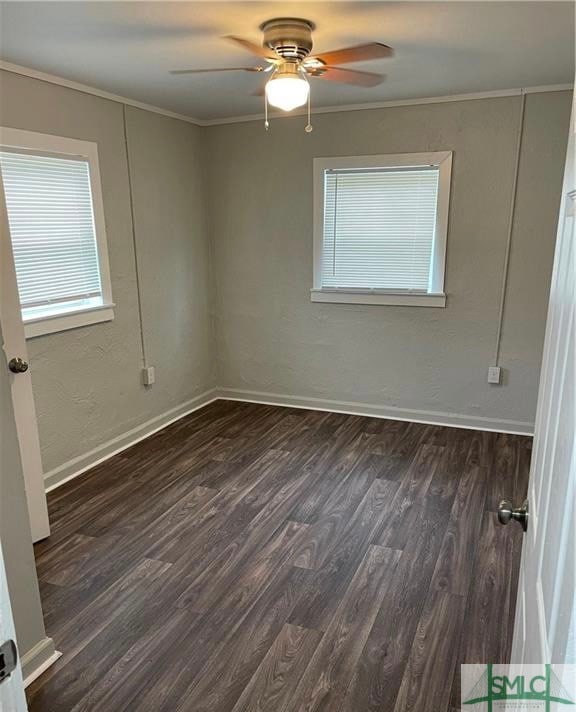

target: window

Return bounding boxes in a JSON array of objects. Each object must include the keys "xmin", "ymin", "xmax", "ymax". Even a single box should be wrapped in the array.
[
  {"xmin": 0, "ymin": 128, "xmax": 113, "ymax": 337},
  {"xmin": 312, "ymin": 151, "xmax": 452, "ymax": 306}
]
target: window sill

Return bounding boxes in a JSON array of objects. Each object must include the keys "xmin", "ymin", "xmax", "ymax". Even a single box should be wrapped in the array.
[
  {"xmin": 310, "ymin": 289, "xmax": 447, "ymax": 307},
  {"xmin": 24, "ymin": 304, "xmax": 115, "ymax": 338}
]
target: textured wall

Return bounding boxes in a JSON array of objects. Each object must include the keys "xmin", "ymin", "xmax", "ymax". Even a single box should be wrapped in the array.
[
  {"xmin": 206, "ymin": 92, "xmax": 571, "ymax": 431},
  {"xmin": 0, "ymin": 70, "xmax": 215, "ymax": 474},
  {"xmin": 124, "ymin": 106, "xmax": 214, "ymax": 417},
  {"xmin": 0, "ymin": 70, "xmax": 571, "ymax": 475}
]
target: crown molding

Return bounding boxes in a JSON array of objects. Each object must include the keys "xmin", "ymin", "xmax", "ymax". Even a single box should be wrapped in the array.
[
  {"xmin": 201, "ymin": 83, "xmax": 574, "ymax": 126},
  {"xmin": 1, "ymin": 60, "xmax": 571, "ymax": 128},
  {"xmin": 0, "ymin": 60, "xmax": 203, "ymax": 126}
]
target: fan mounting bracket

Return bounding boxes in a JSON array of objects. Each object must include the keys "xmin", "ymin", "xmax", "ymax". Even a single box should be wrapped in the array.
[{"xmin": 259, "ymin": 18, "xmax": 316, "ymax": 60}]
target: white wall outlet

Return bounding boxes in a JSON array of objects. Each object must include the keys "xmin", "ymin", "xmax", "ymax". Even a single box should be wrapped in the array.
[
  {"xmin": 142, "ymin": 366, "xmax": 155, "ymax": 386},
  {"xmin": 487, "ymin": 366, "xmax": 502, "ymax": 384}
]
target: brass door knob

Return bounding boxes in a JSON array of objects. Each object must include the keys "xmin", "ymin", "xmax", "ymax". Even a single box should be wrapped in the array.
[
  {"xmin": 8, "ymin": 357, "xmax": 29, "ymax": 374},
  {"xmin": 498, "ymin": 499, "xmax": 529, "ymax": 532}
]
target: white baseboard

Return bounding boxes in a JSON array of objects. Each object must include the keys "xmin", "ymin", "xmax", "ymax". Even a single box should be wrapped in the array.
[
  {"xmin": 43, "ymin": 385, "xmax": 533, "ymax": 493},
  {"xmin": 22, "ymin": 637, "xmax": 61, "ymax": 687},
  {"xmin": 44, "ymin": 389, "xmax": 218, "ymax": 492},
  {"xmin": 217, "ymin": 387, "xmax": 534, "ymax": 436}
]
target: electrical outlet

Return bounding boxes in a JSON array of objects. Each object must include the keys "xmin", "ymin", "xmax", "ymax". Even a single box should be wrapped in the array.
[
  {"xmin": 487, "ymin": 366, "xmax": 502, "ymax": 384},
  {"xmin": 142, "ymin": 366, "xmax": 155, "ymax": 386}
]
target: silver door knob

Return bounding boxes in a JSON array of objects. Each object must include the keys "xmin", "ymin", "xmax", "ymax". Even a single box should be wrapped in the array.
[
  {"xmin": 498, "ymin": 499, "xmax": 529, "ymax": 532},
  {"xmin": 8, "ymin": 357, "xmax": 28, "ymax": 374}
]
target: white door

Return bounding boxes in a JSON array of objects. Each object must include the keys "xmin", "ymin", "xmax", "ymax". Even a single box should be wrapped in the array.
[
  {"xmin": 0, "ymin": 542, "xmax": 28, "ymax": 712},
  {"xmin": 0, "ymin": 177, "xmax": 50, "ymax": 542},
  {"xmin": 510, "ymin": 95, "xmax": 575, "ymax": 665}
]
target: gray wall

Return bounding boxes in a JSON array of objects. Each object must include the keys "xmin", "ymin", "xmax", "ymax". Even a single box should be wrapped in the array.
[
  {"xmin": 0, "ymin": 73, "xmax": 570, "ymax": 470},
  {"xmin": 125, "ymin": 106, "xmax": 214, "ymax": 416},
  {"xmin": 206, "ymin": 92, "xmax": 571, "ymax": 432},
  {"xmin": 0, "ymin": 70, "xmax": 216, "ymax": 475}
]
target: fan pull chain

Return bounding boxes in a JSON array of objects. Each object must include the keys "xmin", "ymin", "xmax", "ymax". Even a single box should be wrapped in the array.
[
  {"xmin": 305, "ymin": 80, "xmax": 313, "ymax": 133},
  {"xmin": 264, "ymin": 95, "xmax": 269, "ymax": 131}
]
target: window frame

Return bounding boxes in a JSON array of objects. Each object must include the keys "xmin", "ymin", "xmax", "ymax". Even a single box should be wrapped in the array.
[
  {"xmin": 312, "ymin": 151, "xmax": 452, "ymax": 307},
  {"xmin": 0, "ymin": 127, "xmax": 114, "ymax": 338}
]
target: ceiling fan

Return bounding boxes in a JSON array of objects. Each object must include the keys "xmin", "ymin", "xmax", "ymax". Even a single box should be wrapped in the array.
[{"xmin": 171, "ymin": 18, "xmax": 394, "ymax": 128}]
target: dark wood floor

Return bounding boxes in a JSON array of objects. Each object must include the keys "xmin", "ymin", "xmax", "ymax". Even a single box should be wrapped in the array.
[{"xmin": 27, "ymin": 400, "xmax": 531, "ymax": 712}]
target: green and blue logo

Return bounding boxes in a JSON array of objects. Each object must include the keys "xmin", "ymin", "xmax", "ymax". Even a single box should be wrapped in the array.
[{"xmin": 462, "ymin": 664, "xmax": 575, "ymax": 711}]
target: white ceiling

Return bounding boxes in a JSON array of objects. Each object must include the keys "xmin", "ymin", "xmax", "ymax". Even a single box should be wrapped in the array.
[{"xmin": 0, "ymin": 2, "xmax": 573, "ymax": 122}]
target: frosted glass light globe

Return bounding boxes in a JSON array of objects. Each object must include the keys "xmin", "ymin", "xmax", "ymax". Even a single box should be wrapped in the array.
[{"xmin": 265, "ymin": 73, "xmax": 309, "ymax": 112}]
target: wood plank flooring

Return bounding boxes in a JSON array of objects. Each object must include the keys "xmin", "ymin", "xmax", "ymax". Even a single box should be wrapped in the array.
[{"xmin": 27, "ymin": 401, "xmax": 531, "ymax": 712}]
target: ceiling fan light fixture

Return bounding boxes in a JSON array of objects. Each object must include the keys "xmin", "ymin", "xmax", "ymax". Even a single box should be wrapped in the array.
[
  {"xmin": 171, "ymin": 19, "xmax": 392, "ymax": 131},
  {"xmin": 265, "ymin": 63, "xmax": 309, "ymax": 112}
]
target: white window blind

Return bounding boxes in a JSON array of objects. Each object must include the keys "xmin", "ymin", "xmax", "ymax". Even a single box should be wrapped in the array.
[
  {"xmin": 321, "ymin": 166, "xmax": 440, "ymax": 292},
  {"xmin": 0, "ymin": 150, "xmax": 104, "ymax": 321}
]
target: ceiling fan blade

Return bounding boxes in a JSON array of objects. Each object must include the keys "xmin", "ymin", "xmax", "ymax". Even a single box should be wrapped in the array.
[
  {"xmin": 313, "ymin": 43, "xmax": 393, "ymax": 66},
  {"xmin": 311, "ymin": 67, "xmax": 385, "ymax": 87},
  {"xmin": 224, "ymin": 35, "xmax": 276, "ymax": 59},
  {"xmin": 170, "ymin": 67, "xmax": 264, "ymax": 75}
]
